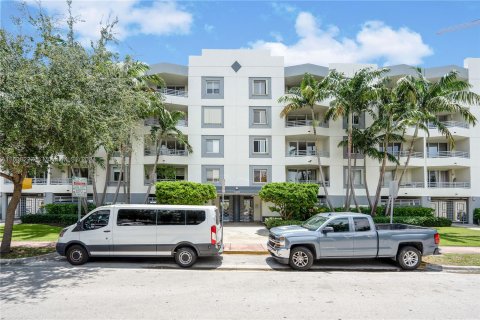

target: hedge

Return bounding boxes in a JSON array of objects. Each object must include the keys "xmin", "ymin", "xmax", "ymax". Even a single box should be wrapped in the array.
[
  {"xmin": 43, "ymin": 203, "xmax": 96, "ymax": 215},
  {"xmin": 474, "ymin": 208, "xmax": 480, "ymax": 224},
  {"xmin": 155, "ymin": 181, "xmax": 217, "ymax": 205},
  {"xmin": 264, "ymin": 218, "xmax": 304, "ymax": 229},
  {"xmin": 21, "ymin": 214, "xmax": 79, "ymax": 226}
]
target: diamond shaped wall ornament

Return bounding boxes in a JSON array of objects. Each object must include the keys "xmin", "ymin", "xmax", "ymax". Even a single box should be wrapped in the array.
[{"xmin": 231, "ymin": 61, "xmax": 242, "ymax": 73}]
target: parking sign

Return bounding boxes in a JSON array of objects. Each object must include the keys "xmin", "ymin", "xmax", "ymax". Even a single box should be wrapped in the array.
[{"xmin": 72, "ymin": 177, "xmax": 88, "ymax": 198}]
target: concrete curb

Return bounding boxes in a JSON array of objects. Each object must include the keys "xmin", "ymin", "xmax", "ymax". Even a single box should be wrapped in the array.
[
  {"xmin": 224, "ymin": 251, "xmax": 269, "ymax": 255},
  {"xmin": 425, "ymin": 263, "xmax": 480, "ymax": 273},
  {"xmin": 0, "ymin": 252, "xmax": 58, "ymax": 265}
]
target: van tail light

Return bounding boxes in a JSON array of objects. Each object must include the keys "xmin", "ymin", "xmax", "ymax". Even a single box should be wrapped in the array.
[
  {"xmin": 211, "ymin": 225, "xmax": 217, "ymax": 245},
  {"xmin": 434, "ymin": 233, "xmax": 440, "ymax": 245}
]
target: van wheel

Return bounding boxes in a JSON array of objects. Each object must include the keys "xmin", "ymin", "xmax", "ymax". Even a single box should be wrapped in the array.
[
  {"xmin": 66, "ymin": 245, "xmax": 89, "ymax": 265},
  {"xmin": 175, "ymin": 247, "xmax": 197, "ymax": 268},
  {"xmin": 289, "ymin": 246, "xmax": 314, "ymax": 271},
  {"xmin": 397, "ymin": 246, "xmax": 422, "ymax": 270}
]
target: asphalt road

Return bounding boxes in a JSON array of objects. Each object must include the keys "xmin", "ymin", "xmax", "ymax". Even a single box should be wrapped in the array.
[{"xmin": 1, "ymin": 257, "xmax": 479, "ymax": 320}]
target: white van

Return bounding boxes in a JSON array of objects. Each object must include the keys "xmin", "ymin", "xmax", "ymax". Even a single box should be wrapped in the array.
[{"xmin": 56, "ymin": 204, "xmax": 223, "ymax": 267}]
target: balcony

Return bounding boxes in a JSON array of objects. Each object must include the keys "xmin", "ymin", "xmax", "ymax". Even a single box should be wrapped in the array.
[
  {"xmin": 390, "ymin": 151, "xmax": 423, "ymax": 158},
  {"xmin": 384, "ymin": 181, "xmax": 424, "ymax": 188},
  {"xmin": 50, "ymin": 178, "xmax": 92, "ymax": 185},
  {"xmin": 158, "ymin": 87, "xmax": 188, "ymax": 98},
  {"xmin": 144, "ymin": 178, "xmax": 186, "ymax": 185},
  {"xmin": 428, "ymin": 182, "xmax": 470, "ymax": 188},
  {"xmin": 292, "ymin": 180, "xmax": 330, "ymax": 186},
  {"xmin": 285, "ymin": 119, "xmax": 329, "ymax": 128},
  {"xmin": 427, "ymin": 151, "xmax": 469, "ymax": 158},
  {"xmin": 144, "ymin": 118, "xmax": 188, "ymax": 127},
  {"xmin": 428, "ymin": 121, "xmax": 469, "ymax": 129},
  {"xmin": 286, "ymin": 150, "xmax": 329, "ymax": 157},
  {"xmin": 380, "ymin": 199, "xmax": 421, "ymax": 206},
  {"xmin": 4, "ymin": 178, "xmax": 47, "ymax": 185},
  {"xmin": 144, "ymin": 148, "xmax": 188, "ymax": 156}
]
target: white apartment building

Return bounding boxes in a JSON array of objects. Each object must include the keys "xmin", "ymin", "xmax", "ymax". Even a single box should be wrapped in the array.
[{"xmin": 1, "ymin": 50, "xmax": 479, "ymax": 224}]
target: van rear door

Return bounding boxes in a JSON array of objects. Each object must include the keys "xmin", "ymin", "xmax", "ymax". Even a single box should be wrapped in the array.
[{"xmin": 215, "ymin": 208, "xmax": 223, "ymax": 249}]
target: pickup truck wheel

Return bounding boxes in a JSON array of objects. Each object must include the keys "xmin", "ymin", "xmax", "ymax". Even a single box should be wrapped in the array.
[
  {"xmin": 397, "ymin": 246, "xmax": 422, "ymax": 270},
  {"xmin": 289, "ymin": 247, "xmax": 314, "ymax": 271}
]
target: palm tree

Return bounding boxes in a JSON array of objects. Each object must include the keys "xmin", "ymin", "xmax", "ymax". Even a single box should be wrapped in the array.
[
  {"xmin": 326, "ymin": 68, "xmax": 388, "ymax": 211},
  {"xmin": 143, "ymin": 109, "xmax": 193, "ymax": 203},
  {"xmin": 394, "ymin": 69, "xmax": 479, "ymax": 186},
  {"xmin": 278, "ymin": 73, "xmax": 334, "ymax": 211}
]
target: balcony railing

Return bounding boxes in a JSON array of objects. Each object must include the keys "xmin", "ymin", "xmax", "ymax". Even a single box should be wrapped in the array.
[
  {"xmin": 290, "ymin": 180, "xmax": 330, "ymax": 186},
  {"xmin": 144, "ymin": 178, "xmax": 186, "ymax": 185},
  {"xmin": 285, "ymin": 119, "xmax": 329, "ymax": 128},
  {"xmin": 286, "ymin": 150, "xmax": 330, "ymax": 157},
  {"xmin": 389, "ymin": 150, "xmax": 423, "ymax": 158},
  {"xmin": 383, "ymin": 181, "xmax": 424, "ymax": 188},
  {"xmin": 50, "ymin": 178, "xmax": 92, "ymax": 185},
  {"xmin": 158, "ymin": 88, "xmax": 188, "ymax": 97},
  {"xmin": 4, "ymin": 178, "xmax": 47, "ymax": 185},
  {"xmin": 53, "ymin": 196, "xmax": 94, "ymax": 203},
  {"xmin": 144, "ymin": 118, "xmax": 188, "ymax": 127},
  {"xmin": 428, "ymin": 182, "xmax": 470, "ymax": 188},
  {"xmin": 427, "ymin": 151, "xmax": 469, "ymax": 158},
  {"xmin": 428, "ymin": 121, "xmax": 469, "ymax": 129},
  {"xmin": 380, "ymin": 199, "xmax": 421, "ymax": 206},
  {"xmin": 144, "ymin": 148, "xmax": 188, "ymax": 156}
]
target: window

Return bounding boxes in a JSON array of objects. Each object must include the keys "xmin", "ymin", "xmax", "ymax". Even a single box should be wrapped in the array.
[
  {"xmin": 327, "ymin": 218, "xmax": 350, "ymax": 232},
  {"xmin": 344, "ymin": 167, "xmax": 364, "ymax": 187},
  {"xmin": 253, "ymin": 79, "xmax": 267, "ymax": 95},
  {"xmin": 117, "ymin": 209, "xmax": 156, "ymax": 226},
  {"xmin": 249, "ymin": 77, "xmax": 271, "ymax": 99},
  {"xmin": 354, "ymin": 217, "xmax": 371, "ymax": 232},
  {"xmin": 206, "ymin": 139, "xmax": 220, "ymax": 153},
  {"xmin": 287, "ymin": 169, "xmax": 317, "ymax": 183},
  {"xmin": 186, "ymin": 210, "xmax": 206, "ymax": 225},
  {"xmin": 206, "ymin": 80, "xmax": 220, "ymax": 95},
  {"xmin": 253, "ymin": 139, "xmax": 267, "ymax": 153},
  {"xmin": 157, "ymin": 210, "xmax": 185, "ymax": 225},
  {"xmin": 111, "ymin": 166, "xmax": 126, "ymax": 182},
  {"xmin": 254, "ymin": 169, "xmax": 268, "ymax": 183},
  {"xmin": 83, "ymin": 210, "xmax": 110, "ymax": 230},
  {"xmin": 288, "ymin": 141, "xmax": 316, "ymax": 156},
  {"xmin": 206, "ymin": 168, "xmax": 220, "ymax": 183},
  {"xmin": 353, "ymin": 112, "xmax": 360, "ymax": 125},
  {"xmin": 253, "ymin": 109, "xmax": 267, "ymax": 124},
  {"xmin": 202, "ymin": 106, "xmax": 223, "ymax": 127}
]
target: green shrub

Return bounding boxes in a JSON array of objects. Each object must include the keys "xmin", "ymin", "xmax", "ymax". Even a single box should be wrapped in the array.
[
  {"xmin": 474, "ymin": 208, "xmax": 480, "ymax": 225},
  {"xmin": 264, "ymin": 217, "xmax": 303, "ymax": 229},
  {"xmin": 259, "ymin": 183, "xmax": 319, "ymax": 220},
  {"xmin": 21, "ymin": 214, "xmax": 79, "ymax": 226},
  {"xmin": 373, "ymin": 215, "xmax": 451, "ymax": 227},
  {"xmin": 43, "ymin": 203, "xmax": 96, "ymax": 215},
  {"xmin": 332, "ymin": 206, "xmax": 434, "ymax": 217},
  {"xmin": 155, "ymin": 181, "xmax": 217, "ymax": 205}
]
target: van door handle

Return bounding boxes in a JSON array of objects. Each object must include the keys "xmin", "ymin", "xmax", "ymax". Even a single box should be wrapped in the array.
[{"xmin": 103, "ymin": 230, "xmax": 111, "ymax": 233}]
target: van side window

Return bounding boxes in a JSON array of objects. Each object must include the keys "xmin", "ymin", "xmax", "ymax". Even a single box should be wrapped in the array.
[
  {"xmin": 117, "ymin": 209, "xmax": 156, "ymax": 226},
  {"xmin": 186, "ymin": 210, "xmax": 206, "ymax": 225},
  {"xmin": 326, "ymin": 218, "xmax": 350, "ymax": 232},
  {"xmin": 353, "ymin": 217, "xmax": 371, "ymax": 232},
  {"xmin": 157, "ymin": 210, "xmax": 185, "ymax": 225},
  {"xmin": 83, "ymin": 210, "xmax": 110, "ymax": 230}
]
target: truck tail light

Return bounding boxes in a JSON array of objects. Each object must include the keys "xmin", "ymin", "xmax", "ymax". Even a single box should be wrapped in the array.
[
  {"xmin": 434, "ymin": 233, "xmax": 440, "ymax": 245},
  {"xmin": 211, "ymin": 225, "xmax": 217, "ymax": 245}
]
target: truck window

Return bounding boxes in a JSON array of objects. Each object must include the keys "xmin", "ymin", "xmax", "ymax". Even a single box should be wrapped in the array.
[
  {"xmin": 353, "ymin": 217, "xmax": 371, "ymax": 232},
  {"xmin": 326, "ymin": 218, "xmax": 350, "ymax": 232},
  {"xmin": 83, "ymin": 210, "xmax": 110, "ymax": 230},
  {"xmin": 157, "ymin": 210, "xmax": 185, "ymax": 225},
  {"xmin": 117, "ymin": 209, "xmax": 156, "ymax": 226},
  {"xmin": 186, "ymin": 210, "xmax": 206, "ymax": 225}
]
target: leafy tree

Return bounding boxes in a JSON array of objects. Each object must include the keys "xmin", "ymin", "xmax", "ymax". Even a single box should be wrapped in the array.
[
  {"xmin": 278, "ymin": 73, "xmax": 334, "ymax": 211},
  {"xmin": 155, "ymin": 181, "xmax": 217, "ymax": 205},
  {"xmin": 259, "ymin": 182, "xmax": 319, "ymax": 220}
]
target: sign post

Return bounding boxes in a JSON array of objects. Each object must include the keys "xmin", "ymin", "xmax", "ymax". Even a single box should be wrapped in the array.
[
  {"xmin": 220, "ymin": 179, "xmax": 225, "ymax": 244},
  {"xmin": 72, "ymin": 177, "xmax": 88, "ymax": 222},
  {"xmin": 389, "ymin": 180, "xmax": 399, "ymax": 224}
]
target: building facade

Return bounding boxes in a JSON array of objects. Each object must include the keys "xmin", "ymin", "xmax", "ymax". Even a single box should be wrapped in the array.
[{"xmin": 1, "ymin": 50, "xmax": 479, "ymax": 223}]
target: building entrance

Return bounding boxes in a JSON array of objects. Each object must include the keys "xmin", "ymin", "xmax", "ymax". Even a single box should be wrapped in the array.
[{"xmin": 221, "ymin": 195, "xmax": 254, "ymax": 222}]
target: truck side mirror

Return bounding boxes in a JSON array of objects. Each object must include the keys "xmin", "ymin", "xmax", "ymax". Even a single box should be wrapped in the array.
[{"xmin": 322, "ymin": 226, "xmax": 334, "ymax": 234}]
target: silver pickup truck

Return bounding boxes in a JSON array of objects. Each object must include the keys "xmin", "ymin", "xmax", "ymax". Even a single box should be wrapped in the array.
[{"xmin": 267, "ymin": 212, "xmax": 440, "ymax": 271}]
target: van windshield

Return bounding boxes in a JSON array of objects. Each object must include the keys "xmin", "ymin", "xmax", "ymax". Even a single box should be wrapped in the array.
[{"xmin": 301, "ymin": 215, "xmax": 328, "ymax": 231}]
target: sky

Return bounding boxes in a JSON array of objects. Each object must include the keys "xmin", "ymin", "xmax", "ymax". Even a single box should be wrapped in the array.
[{"xmin": 1, "ymin": 1, "xmax": 479, "ymax": 67}]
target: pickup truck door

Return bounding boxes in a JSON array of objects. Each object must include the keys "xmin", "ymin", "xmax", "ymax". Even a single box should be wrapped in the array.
[
  {"xmin": 353, "ymin": 217, "xmax": 377, "ymax": 257},
  {"xmin": 319, "ymin": 217, "xmax": 354, "ymax": 257}
]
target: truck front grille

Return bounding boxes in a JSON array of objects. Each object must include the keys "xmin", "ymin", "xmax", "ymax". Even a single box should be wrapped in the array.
[{"xmin": 268, "ymin": 234, "xmax": 281, "ymax": 248}]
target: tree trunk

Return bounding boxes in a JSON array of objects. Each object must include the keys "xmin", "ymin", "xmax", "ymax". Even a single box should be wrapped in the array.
[
  {"xmin": 310, "ymin": 108, "xmax": 334, "ymax": 211},
  {"xmin": 144, "ymin": 139, "xmax": 163, "ymax": 204},
  {"xmin": 122, "ymin": 154, "xmax": 127, "ymax": 203},
  {"xmin": 345, "ymin": 111, "xmax": 353, "ymax": 210},
  {"xmin": 90, "ymin": 163, "xmax": 99, "ymax": 207},
  {"xmin": 0, "ymin": 173, "xmax": 24, "ymax": 253},
  {"xmin": 112, "ymin": 151, "xmax": 125, "ymax": 204},
  {"xmin": 397, "ymin": 125, "xmax": 419, "ymax": 185},
  {"xmin": 363, "ymin": 158, "xmax": 372, "ymax": 209},
  {"xmin": 350, "ymin": 156, "xmax": 360, "ymax": 212},
  {"xmin": 126, "ymin": 149, "xmax": 133, "ymax": 204},
  {"xmin": 100, "ymin": 153, "xmax": 110, "ymax": 205},
  {"xmin": 371, "ymin": 138, "xmax": 389, "ymax": 216}
]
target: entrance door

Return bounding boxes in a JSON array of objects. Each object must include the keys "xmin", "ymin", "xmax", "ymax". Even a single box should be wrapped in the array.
[
  {"xmin": 240, "ymin": 196, "xmax": 254, "ymax": 222},
  {"xmin": 220, "ymin": 195, "xmax": 254, "ymax": 222}
]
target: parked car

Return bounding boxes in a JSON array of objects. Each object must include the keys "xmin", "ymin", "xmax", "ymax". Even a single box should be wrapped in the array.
[
  {"xmin": 56, "ymin": 204, "xmax": 223, "ymax": 267},
  {"xmin": 268, "ymin": 212, "xmax": 440, "ymax": 271}
]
